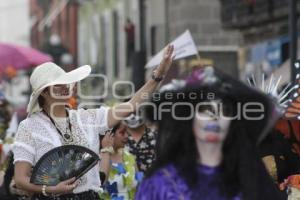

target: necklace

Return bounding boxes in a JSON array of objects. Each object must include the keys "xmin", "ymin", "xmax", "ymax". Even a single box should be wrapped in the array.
[{"xmin": 43, "ymin": 109, "xmax": 73, "ymax": 143}]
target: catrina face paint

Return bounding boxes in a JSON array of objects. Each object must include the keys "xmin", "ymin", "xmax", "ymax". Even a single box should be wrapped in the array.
[{"xmin": 193, "ymin": 101, "xmax": 231, "ymax": 143}]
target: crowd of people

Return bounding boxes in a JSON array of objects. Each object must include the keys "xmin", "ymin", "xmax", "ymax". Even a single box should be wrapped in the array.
[{"xmin": 0, "ymin": 44, "xmax": 300, "ymax": 200}]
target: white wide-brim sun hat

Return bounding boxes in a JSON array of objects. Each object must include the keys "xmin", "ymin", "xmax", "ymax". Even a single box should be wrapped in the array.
[{"xmin": 27, "ymin": 62, "xmax": 91, "ymax": 116}]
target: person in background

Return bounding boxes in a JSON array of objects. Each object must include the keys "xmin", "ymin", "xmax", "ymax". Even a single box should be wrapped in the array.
[
  {"xmin": 259, "ymin": 128, "xmax": 300, "ymax": 198},
  {"xmin": 0, "ymin": 92, "xmax": 11, "ymax": 141},
  {"xmin": 42, "ymin": 34, "xmax": 69, "ymax": 66},
  {"xmin": 124, "ymin": 18, "xmax": 135, "ymax": 65},
  {"xmin": 100, "ymin": 123, "xmax": 142, "ymax": 200},
  {"xmin": 124, "ymin": 112, "xmax": 157, "ymax": 173}
]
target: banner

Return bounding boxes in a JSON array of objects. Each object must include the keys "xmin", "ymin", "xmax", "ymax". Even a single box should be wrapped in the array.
[{"xmin": 146, "ymin": 30, "xmax": 198, "ymax": 68}]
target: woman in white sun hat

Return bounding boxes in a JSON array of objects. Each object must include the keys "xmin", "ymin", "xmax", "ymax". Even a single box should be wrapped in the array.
[{"xmin": 12, "ymin": 45, "xmax": 174, "ymax": 200}]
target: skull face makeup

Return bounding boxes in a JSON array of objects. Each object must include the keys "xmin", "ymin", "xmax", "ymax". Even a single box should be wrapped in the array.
[{"xmin": 193, "ymin": 101, "xmax": 231, "ymax": 143}]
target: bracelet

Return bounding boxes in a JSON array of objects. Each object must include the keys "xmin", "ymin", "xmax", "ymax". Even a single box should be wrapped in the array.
[
  {"xmin": 42, "ymin": 185, "xmax": 48, "ymax": 196},
  {"xmin": 100, "ymin": 146, "xmax": 114, "ymax": 154},
  {"xmin": 152, "ymin": 71, "xmax": 164, "ymax": 82}
]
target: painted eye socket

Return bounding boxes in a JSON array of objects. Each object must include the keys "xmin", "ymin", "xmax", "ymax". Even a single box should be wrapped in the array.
[
  {"xmin": 204, "ymin": 110, "xmax": 216, "ymax": 117},
  {"xmin": 198, "ymin": 102, "xmax": 235, "ymax": 118},
  {"xmin": 198, "ymin": 105, "xmax": 216, "ymax": 114},
  {"xmin": 220, "ymin": 104, "xmax": 235, "ymax": 117}
]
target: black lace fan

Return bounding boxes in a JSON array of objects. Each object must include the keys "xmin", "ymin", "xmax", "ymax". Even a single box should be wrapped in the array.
[{"xmin": 30, "ymin": 145, "xmax": 99, "ymax": 186}]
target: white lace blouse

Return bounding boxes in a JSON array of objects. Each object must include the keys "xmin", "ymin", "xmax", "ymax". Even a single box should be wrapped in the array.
[{"xmin": 12, "ymin": 107, "xmax": 109, "ymax": 194}]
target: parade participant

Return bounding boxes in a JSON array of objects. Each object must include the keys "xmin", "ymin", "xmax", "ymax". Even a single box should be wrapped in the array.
[
  {"xmin": 0, "ymin": 91, "xmax": 11, "ymax": 140},
  {"xmin": 124, "ymin": 112, "xmax": 157, "ymax": 173},
  {"xmin": 246, "ymin": 74, "xmax": 300, "ymax": 198},
  {"xmin": 259, "ymin": 128, "xmax": 300, "ymax": 193},
  {"xmin": 12, "ymin": 45, "xmax": 174, "ymax": 200},
  {"xmin": 100, "ymin": 123, "xmax": 141, "ymax": 200},
  {"xmin": 135, "ymin": 68, "xmax": 284, "ymax": 200}
]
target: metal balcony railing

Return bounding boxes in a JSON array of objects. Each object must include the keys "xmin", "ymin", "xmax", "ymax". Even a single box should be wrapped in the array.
[{"xmin": 221, "ymin": 0, "xmax": 294, "ymax": 29}]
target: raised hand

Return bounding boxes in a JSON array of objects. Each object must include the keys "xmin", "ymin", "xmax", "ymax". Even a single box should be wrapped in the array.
[
  {"xmin": 101, "ymin": 132, "xmax": 114, "ymax": 149},
  {"xmin": 154, "ymin": 45, "xmax": 175, "ymax": 77}
]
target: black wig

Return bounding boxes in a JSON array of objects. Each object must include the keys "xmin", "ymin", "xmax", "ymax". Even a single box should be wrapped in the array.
[{"xmin": 145, "ymin": 69, "xmax": 284, "ymax": 200}]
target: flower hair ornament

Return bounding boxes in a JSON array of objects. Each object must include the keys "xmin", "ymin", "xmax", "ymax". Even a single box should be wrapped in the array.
[
  {"xmin": 159, "ymin": 79, "xmax": 186, "ymax": 93},
  {"xmin": 185, "ymin": 66, "xmax": 217, "ymax": 86},
  {"xmin": 159, "ymin": 66, "xmax": 222, "ymax": 93}
]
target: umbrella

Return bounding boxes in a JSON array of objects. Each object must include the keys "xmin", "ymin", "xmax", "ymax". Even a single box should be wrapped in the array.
[{"xmin": 0, "ymin": 43, "xmax": 52, "ymax": 70}]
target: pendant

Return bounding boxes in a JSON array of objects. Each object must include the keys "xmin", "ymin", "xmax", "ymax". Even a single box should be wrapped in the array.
[
  {"xmin": 64, "ymin": 134, "xmax": 71, "ymax": 140},
  {"xmin": 63, "ymin": 133, "xmax": 73, "ymax": 142}
]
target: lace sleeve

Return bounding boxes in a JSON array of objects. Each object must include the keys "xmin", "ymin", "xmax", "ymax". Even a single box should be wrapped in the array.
[
  {"xmin": 12, "ymin": 122, "xmax": 36, "ymax": 165},
  {"xmin": 77, "ymin": 107, "xmax": 109, "ymax": 135}
]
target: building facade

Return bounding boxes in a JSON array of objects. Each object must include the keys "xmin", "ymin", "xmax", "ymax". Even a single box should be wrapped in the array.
[
  {"xmin": 220, "ymin": 0, "xmax": 300, "ymax": 84},
  {"xmin": 78, "ymin": 0, "xmax": 243, "ymax": 89},
  {"xmin": 0, "ymin": 0, "xmax": 30, "ymax": 46},
  {"xmin": 0, "ymin": 0, "xmax": 31, "ymax": 115},
  {"xmin": 166, "ymin": 0, "xmax": 242, "ymax": 78},
  {"xmin": 30, "ymin": 0, "xmax": 79, "ymax": 67}
]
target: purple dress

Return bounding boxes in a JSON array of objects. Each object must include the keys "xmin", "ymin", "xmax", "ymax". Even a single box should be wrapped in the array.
[{"xmin": 135, "ymin": 164, "xmax": 241, "ymax": 200}]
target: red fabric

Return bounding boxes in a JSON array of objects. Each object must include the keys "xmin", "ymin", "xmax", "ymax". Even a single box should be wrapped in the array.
[
  {"xmin": 125, "ymin": 24, "xmax": 135, "ymax": 43},
  {"xmin": 275, "ymin": 119, "xmax": 300, "ymax": 155}
]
